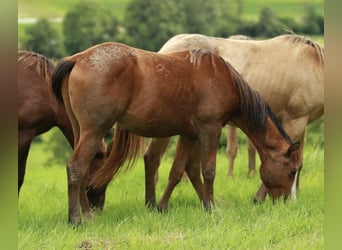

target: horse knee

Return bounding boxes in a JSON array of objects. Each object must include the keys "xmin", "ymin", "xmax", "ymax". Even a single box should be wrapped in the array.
[
  {"xmin": 144, "ymin": 150, "xmax": 161, "ymax": 170},
  {"xmin": 226, "ymin": 143, "xmax": 238, "ymax": 159},
  {"xmin": 202, "ymin": 168, "xmax": 215, "ymax": 183}
]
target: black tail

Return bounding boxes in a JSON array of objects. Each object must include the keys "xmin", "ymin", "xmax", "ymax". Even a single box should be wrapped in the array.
[{"xmin": 51, "ymin": 60, "xmax": 76, "ymax": 103}]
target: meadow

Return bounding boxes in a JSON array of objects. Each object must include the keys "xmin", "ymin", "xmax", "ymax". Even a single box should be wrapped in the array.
[
  {"xmin": 18, "ymin": 121, "xmax": 324, "ymax": 249},
  {"xmin": 18, "ymin": 0, "xmax": 323, "ymax": 20}
]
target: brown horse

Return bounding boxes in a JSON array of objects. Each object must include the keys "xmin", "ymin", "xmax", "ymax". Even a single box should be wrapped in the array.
[
  {"xmin": 18, "ymin": 51, "xmax": 107, "ymax": 208},
  {"xmin": 143, "ymin": 33, "xmax": 324, "ymax": 203},
  {"xmin": 51, "ymin": 42, "xmax": 301, "ymax": 224}
]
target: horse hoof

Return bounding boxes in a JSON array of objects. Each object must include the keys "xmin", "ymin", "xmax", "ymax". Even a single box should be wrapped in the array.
[
  {"xmin": 157, "ymin": 205, "xmax": 168, "ymax": 213},
  {"xmin": 68, "ymin": 217, "xmax": 81, "ymax": 226},
  {"xmin": 248, "ymin": 169, "xmax": 257, "ymax": 178}
]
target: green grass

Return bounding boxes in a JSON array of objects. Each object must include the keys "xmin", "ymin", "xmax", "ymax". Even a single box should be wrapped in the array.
[
  {"xmin": 18, "ymin": 0, "xmax": 129, "ymax": 19},
  {"xmin": 19, "ymin": 127, "xmax": 324, "ymax": 249},
  {"xmin": 18, "ymin": 0, "xmax": 323, "ymax": 20}
]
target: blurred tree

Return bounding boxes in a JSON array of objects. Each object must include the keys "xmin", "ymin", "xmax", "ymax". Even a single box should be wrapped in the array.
[
  {"xmin": 123, "ymin": 0, "xmax": 240, "ymax": 51},
  {"xmin": 302, "ymin": 5, "xmax": 323, "ymax": 35},
  {"xmin": 123, "ymin": 0, "xmax": 184, "ymax": 51},
  {"xmin": 43, "ymin": 129, "xmax": 72, "ymax": 167},
  {"xmin": 179, "ymin": 0, "xmax": 240, "ymax": 37},
  {"xmin": 22, "ymin": 18, "xmax": 64, "ymax": 59},
  {"xmin": 63, "ymin": 0, "xmax": 119, "ymax": 54},
  {"xmin": 256, "ymin": 7, "xmax": 283, "ymax": 37}
]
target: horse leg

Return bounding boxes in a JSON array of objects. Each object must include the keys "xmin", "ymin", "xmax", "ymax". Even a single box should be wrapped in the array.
[
  {"xmin": 157, "ymin": 136, "xmax": 194, "ymax": 212},
  {"xmin": 87, "ymin": 140, "xmax": 107, "ymax": 209},
  {"xmin": 226, "ymin": 125, "xmax": 238, "ymax": 177},
  {"xmin": 198, "ymin": 124, "xmax": 221, "ymax": 210},
  {"xmin": 184, "ymin": 142, "xmax": 204, "ymax": 202},
  {"xmin": 18, "ymin": 131, "xmax": 35, "ymax": 194},
  {"xmin": 144, "ymin": 137, "xmax": 171, "ymax": 208},
  {"xmin": 247, "ymin": 139, "xmax": 257, "ymax": 177},
  {"xmin": 67, "ymin": 133, "xmax": 103, "ymax": 225}
]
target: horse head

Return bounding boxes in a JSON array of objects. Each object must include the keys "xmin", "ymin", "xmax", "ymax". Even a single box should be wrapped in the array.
[{"xmin": 259, "ymin": 141, "xmax": 302, "ymax": 201}]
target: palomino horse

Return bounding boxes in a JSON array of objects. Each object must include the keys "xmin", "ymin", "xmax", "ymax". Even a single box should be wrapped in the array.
[
  {"xmin": 143, "ymin": 33, "xmax": 324, "ymax": 204},
  {"xmin": 51, "ymin": 42, "xmax": 301, "ymax": 224},
  {"xmin": 18, "ymin": 51, "xmax": 107, "ymax": 208}
]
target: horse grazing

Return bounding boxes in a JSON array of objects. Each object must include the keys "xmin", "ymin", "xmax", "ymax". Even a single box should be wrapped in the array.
[
  {"xmin": 51, "ymin": 42, "xmax": 301, "ymax": 224},
  {"xmin": 18, "ymin": 50, "xmax": 107, "ymax": 208},
  {"xmin": 143, "ymin": 33, "xmax": 324, "ymax": 202}
]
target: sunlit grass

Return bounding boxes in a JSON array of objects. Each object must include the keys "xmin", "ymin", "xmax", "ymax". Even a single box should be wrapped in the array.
[{"xmin": 19, "ymin": 127, "xmax": 324, "ymax": 249}]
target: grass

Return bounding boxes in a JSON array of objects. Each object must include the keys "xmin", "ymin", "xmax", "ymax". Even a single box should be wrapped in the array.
[
  {"xmin": 18, "ymin": 126, "xmax": 324, "ymax": 249},
  {"xmin": 18, "ymin": 0, "xmax": 323, "ymax": 20}
]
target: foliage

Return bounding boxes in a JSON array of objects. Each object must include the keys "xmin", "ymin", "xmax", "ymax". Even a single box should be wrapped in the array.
[
  {"xmin": 256, "ymin": 7, "xmax": 284, "ymax": 37},
  {"xmin": 21, "ymin": 18, "xmax": 65, "ymax": 58},
  {"xmin": 122, "ymin": 0, "xmax": 185, "ymax": 51},
  {"xmin": 301, "ymin": 5, "xmax": 324, "ymax": 35},
  {"xmin": 42, "ymin": 128, "xmax": 72, "ymax": 167},
  {"xmin": 63, "ymin": 0, "xmax": 119, "ymax": 54}
]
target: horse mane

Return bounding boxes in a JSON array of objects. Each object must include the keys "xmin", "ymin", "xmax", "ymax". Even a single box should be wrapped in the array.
[
  {"xmin": 18, "ymin": 50, "xmax": 54, "ymax": 82},
  {"xmin": 280, "ymin": 34, "xmax": 324, "ymax": 68},
  {"xmin": 187, "ymin": 49, "xmax": 220, "ymax": 69},
  {"xmin": 222, "ymin": 58, "xmax": 293, "ymax": 143}
]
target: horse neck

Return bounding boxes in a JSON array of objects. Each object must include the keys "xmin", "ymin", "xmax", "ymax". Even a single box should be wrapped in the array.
[{"xmin": 232, "ymin": 115, "xmax": 290, "ymax": 162}]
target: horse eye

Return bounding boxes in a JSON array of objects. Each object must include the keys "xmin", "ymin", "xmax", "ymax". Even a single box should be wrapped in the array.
[{"xmin": 289, "ymin": 169, "xmax": 297, "ymax": 178}]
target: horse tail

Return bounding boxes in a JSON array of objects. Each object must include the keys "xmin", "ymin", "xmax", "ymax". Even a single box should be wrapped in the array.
[
  {"xmin": 51, "ymin": 59, "xmax": 81, "ymax": 146},
  {"xmin": 51, "ymin": 60, "xmax": 76, "ymax": 103},
  {"xmin": 90, "ymin": 123, "xmax": 144, "ymax": 188}
]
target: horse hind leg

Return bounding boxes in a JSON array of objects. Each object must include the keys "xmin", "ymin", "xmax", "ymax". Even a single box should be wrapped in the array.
[
  {"xmin": 144, "ymin": 137, "xmax": 171, "ymax": 208},
  {"xmin": 247, "ymin": 139, "xmax": 257, "ymax": 177},
  {"xmin": 226, "ymin": 125, "xmax": 238, "ymax": 177},
  {"xmin": 67, "ymin": 133, "xmax": 104, "ymax": 225},
  {"xmin": 157, "ymin": 136, "xmax": 194, "ymax": 212}
]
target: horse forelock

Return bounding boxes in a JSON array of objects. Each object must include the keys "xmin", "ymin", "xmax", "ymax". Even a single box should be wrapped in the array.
[
  {"xmin": 222, "ymin": 59, "xmax": 292, "ymax": 143},
  {"xmin": 18, "ymin": 51, "xmax": 54, "ymax": 82}
]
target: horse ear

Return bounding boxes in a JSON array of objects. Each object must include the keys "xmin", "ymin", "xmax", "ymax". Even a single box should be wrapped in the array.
[{"xmin": 286, "ymin": 141, "xmax": 300, "ymax": 156}]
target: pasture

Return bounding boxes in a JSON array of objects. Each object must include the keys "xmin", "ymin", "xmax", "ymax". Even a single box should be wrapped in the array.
[
  {"xmin": 18, "ymin": 0, "xmax": 323, "ymax": 20},
  {"xmin": 18, "ymin": 121, "xmax": 323, "ymax": 249}
]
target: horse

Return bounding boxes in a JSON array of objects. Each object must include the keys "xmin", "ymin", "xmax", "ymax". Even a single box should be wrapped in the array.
[
  {"xmin": 18, "ymin": 51, "xmax": 108, "ymax": 208},
  {"xmin": 51, "ymin": 42, "xmax": 301, "ymax": 224},
  {"xmin": 143, "ymin": 33, "xmax": 324, "ymax": 204}
]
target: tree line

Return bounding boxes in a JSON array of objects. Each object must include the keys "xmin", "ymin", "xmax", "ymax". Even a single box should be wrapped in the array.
[{"xmin": 19, "ymin": 0, "xmax": 323, "ymax": 59}]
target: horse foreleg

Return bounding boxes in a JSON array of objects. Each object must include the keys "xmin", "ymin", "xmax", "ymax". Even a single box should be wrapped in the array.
[
  {"xmin": 199, "ymin": 124, "xmax": 221, "ymax": 210},
  {"xmin": 247, "ymin": 139, "xmax": 257, "ymax": 177},
  {"xmin": 18, "ymin": 131, "xmax": 35, "ymax": 194},
  {"xmin": 87, "ymin": 140, "xmax": 107, "ymax": 209},
  {"xmin": 157, "ymin": 136, "xmax": 194, "ymax": 212},
  {"xmin": 184, "ymin": 142, "xmax": 204, "ymax": 202},
  {"xmin": 226, "ymin": 125, "xmax": 238, "ymax": 177},
  {"xmin": 144, "ymin": 137, "xmax": 170, "ymax": 208}
]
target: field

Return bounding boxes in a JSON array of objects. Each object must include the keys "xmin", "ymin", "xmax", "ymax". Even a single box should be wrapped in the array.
[
  {"xmin": 18, "ymin": 1, "xmax": 324, "ymax": 248},
  {"xmin": 18, "ymin": 0, "xmax": 324, "ymax": 20},
  {"xmin": 18, "ymin": 121, "xmax": 324, "ymax": 249}
]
